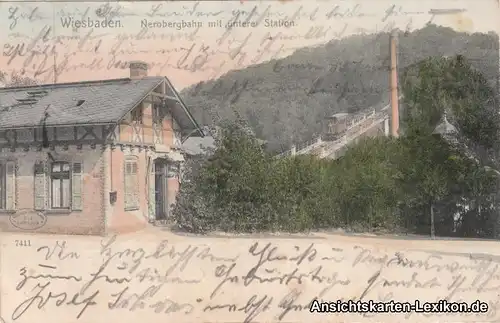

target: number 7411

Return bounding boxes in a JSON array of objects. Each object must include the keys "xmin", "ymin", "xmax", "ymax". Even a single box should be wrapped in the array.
[{"xmin": 15, "ymin": 240, "xmax": 31, "ymax": 247}]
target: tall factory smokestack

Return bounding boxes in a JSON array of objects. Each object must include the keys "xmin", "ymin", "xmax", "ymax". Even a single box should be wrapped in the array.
[{"xmin": 390, "ymin": 31, "xmax": 400, "ymax": 137}]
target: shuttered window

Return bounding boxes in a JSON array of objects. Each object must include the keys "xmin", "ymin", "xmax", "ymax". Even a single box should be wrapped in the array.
[
  {"xmin": 124, "ymin": 158, "xmax": 139, "ymax": 210},
  {"xmin": 0, "ymin": 161, "xmax": 16, "ymax": 210},
  {"xmin": 34, "ymin": 162, "xmax": 46, "ymax": 210},
  {"xmin": 34, "ymin": 161, "xmax": 83, "ymax": 211},
  {"xmin": 71, "ymin": 163, "xmax": 83, "ymax": 210},
  {"xmin": 51, "ymin": 162, "xmax": 71, "ymax": 209},
  {"xmin": 6, "ymin": 162, "xmax": 16, "ymax": 210}
]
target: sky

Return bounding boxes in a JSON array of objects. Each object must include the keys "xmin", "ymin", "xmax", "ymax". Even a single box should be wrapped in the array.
[{"xmin": 0, "ymin": 0, "xmax": 498, "ymax": 90}]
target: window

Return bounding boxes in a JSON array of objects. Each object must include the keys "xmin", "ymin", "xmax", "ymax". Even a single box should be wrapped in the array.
[
  {"xmin": 153, "ymin": 103, "xmax": 163, "ymax": 125},
  {"xmin": 0, "ymin": 161, "xmax": 16, "ymax": 211},
  {"xmin": 124, "ymin": 158, "xmax": 139, "ymax": 210},
  {"xmin": 152, "ymin": 103, "xmax": 163, "ymax": 144},
  {"xmin": 50, "ymin": 162, "xmax": 71, "ymax": 209},
  {"xmin": 131, "ymin": 107, "xmax": 143, "ymax": 124},
  {"xmin": 34, "ymin": 161, "xmax": 82, "ymax": 211}
]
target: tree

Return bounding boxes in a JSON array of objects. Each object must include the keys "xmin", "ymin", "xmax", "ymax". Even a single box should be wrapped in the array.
[
  {"xmin": 174, "ymin": 55, "xmax": 500, "ymax": 239},
  {"xmin": 173, "ymin": 120, "xmax": 274, "ymax": 233},
  {"xmin": 401, "ymin": 56, "xmax": 500, "ymax": 147},
  {"xmin": 399, "ymin": 55, "xmax": 500, "ymax": 237}
]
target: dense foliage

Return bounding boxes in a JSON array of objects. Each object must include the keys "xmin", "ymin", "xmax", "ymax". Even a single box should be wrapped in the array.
[
  {"xmin": 173, "ymin": 55, "xmax": 500, "ymax": 238},
  {"xmin": 181, "ymin": 25, "xmax": 499, "ymax": 153}
]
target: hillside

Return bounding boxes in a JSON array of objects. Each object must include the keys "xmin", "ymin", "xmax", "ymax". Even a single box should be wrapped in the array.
[{"xmin": 180, "ymin": 25, "xmax": 499, "ymax": 152}]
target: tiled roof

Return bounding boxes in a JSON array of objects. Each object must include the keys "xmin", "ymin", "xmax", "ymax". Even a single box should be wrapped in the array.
[
  {"xmin": 0, "ymin": 77, "xmax": 163, "ymax": 128},
  {"xmin": 0, "ymin": 77, "xmax": 203, "ymax": 138}
]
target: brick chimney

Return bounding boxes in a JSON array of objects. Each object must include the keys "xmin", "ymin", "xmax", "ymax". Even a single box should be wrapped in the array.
[
  {"xmin": 129, "ymin": 61, "xmax": 148, "ymax": 80},
  {"xmin": 389, "ymin": 32, "xmax": 399, "ymax": 137}
]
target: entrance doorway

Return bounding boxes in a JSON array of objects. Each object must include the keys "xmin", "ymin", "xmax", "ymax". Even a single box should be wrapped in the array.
[{"xmin": 154, "ymin": 159, "xmax": 169, "ymax": 220}]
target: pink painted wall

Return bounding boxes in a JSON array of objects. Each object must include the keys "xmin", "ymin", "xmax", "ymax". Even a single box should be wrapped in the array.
[{"xmin": 0, "ymin": 148, "xmax": 105, "ymax": 235}]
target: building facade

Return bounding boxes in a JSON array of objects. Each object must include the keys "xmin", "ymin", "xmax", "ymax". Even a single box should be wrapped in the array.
[{"xmin": 0, "ymin": 61, "xmax": 203, "ymax": 235}]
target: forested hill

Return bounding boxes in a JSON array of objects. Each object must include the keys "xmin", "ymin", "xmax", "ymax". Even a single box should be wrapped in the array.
[{"xmin": 181, "ymin": 25, "xmax": 499, "ymax": 152}]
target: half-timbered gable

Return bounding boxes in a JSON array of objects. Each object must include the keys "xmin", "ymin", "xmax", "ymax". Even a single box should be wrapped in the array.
[
  {"xmin": 0, "ymin": 60, "xmax": 204, "ymax": 235},
  {"xmin": 116, "ymin": 76, "xmax": 200, "ymax": 151}
]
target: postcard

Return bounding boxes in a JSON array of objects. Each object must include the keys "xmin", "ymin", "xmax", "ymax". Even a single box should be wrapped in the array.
[{"xmin": 0, "ymin": 1, "xmax": 499, "ymax": 322}]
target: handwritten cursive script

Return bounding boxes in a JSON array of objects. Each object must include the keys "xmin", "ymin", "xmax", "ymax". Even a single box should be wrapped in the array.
[
  {"xmin": 5, "ymin": 233, "xmax": 500, "ymax": 322},
  {"xmin": 1, "ymin": 1, "xmax": 475, "ymax": 88}
]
